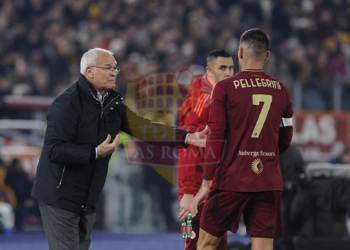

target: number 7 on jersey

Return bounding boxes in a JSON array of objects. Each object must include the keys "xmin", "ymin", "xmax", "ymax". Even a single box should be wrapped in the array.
[{"xmin": 251, "ymin": 94, "xmax": 272, "ymax": 138}]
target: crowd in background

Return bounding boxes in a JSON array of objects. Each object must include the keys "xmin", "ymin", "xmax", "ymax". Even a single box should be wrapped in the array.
[
  {"xmin": 0, "ymin": 0, "xmax": 350, "ymax": 111},
  {"xmin": 0, "ymin": 157, "xmax": 40, "ymax": 233}
]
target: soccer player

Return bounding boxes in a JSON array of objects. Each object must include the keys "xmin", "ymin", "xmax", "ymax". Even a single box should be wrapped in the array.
[
  {"xmin": 191, "ymin": 28, "xmax": 294, "ymax": 250},
  {"xmin": 178, "ymin": 49, "xmax": 234, "ymax": 250}
]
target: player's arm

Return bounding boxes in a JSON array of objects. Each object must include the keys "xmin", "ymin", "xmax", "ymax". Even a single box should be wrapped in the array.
[
  {"xmin": 120, "ymin": 104, "xmax": 190, "ymax": 147},
  {"xmin": 178, "ymin": 146, "xmax": 201, "ymax": 195},
  {"xmin": 279, "ymin": 121, "xmax": 293, "ymax": 154},
  {"xmin": 190, "ymin": 179, "xmax": 211, "ymax": 217},
  {"xmin": 279, "ymin": 99, "xmax": 293, "ymax": 154},
  {"xmin": 178, "ymin": 92, "xmax": 211, "ymax": 193},
  {"xmin": 191, "ymin": 83, "xmax": 226, "ymax": 217},
  {"xmin": 179, "ymin": 92, "xmax": 211, "ymax": 220},
  {"xmin": 202, "ymin": 81, "xmax": 227, "ymax": 180}
]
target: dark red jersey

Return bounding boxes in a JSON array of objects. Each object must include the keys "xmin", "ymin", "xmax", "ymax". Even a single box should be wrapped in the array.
[
  {"xmin": 178, "ymin": 76, "xmax": 215, "ymax": 199},
  {"xmin": 203, "ymin": 70, "xmax": 293, "ymax": 192}
]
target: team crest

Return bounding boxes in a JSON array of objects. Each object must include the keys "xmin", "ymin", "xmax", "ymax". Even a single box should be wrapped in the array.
[{"xmin": 123, "ymin": 66, "xmax": 204, "ymax": 184}]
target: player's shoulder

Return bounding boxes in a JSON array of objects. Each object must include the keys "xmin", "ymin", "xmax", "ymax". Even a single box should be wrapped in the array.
[
  {"xmin": 216, "ymin": 75, "xmax": 235, "ymax": 86},
  {"xmin": 213, "ymin": 75, "xmax": 236, "ymax": 92},
  {"xmin": 187, "ymin": 76, "xmax": 211, "ymax": 95},
  {"xmin": 191, "ymin": 75, "xmax": 206, "ymax": 87},
  {"xmin": 194, "ymin": 76, "xmax": 213, "ymax": 90}
]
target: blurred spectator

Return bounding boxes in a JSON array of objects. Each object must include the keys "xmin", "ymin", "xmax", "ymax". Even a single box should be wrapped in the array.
[
  {"xmin": 0, "ymin": 159, "xmax": 17, "ymax": 208},
  {"xmin": 31, "ymin": 68, "xmax": 51, "ymax": 96},
  {"xmin": 330, "ymin": 147, "xmax": 350, "ymax": 164},
  {"xmin": 306, "ymin": 48, "xmax": 332, "ymax": 110},
  {"xmin": 0, "ymin": 158, "xmax": 16, "ymax": 234},
  {"xmin": 5, "ymin": 158, "xmax": 40, "ymax": 231},
  {"xmin": 0, "ymin": 77, "xmax": 11, "ymax": 96}
]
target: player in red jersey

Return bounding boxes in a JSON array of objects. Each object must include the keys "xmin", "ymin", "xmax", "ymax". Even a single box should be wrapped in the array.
[
  {"xmin": 191, "ymin": 28, "xmax": 294, "ymax": 250},
  {"xmin": 178, "ymin": 49, "xmax": 234, "ymax": 250}
]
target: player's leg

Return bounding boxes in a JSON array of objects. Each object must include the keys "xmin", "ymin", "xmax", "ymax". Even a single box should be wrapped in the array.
[
  {"xmin": 186, "ymin": 203, "xmax": 227, "ymax": 250},
  {"xmin": 251, "ymin": 237, "xmax": 273, "ymax": 250},
  {"xmin": 197, "ymin": 228, "xmax": 221, "ymax": 250},
  {"xmin": 244, "ymin": 191, "xmax": 283, "ymax": 250},
  {"xmin": 198, "ymin": 189, "xmax": 246, "ymax": 250},
  {"xmin": 216, "ymin": 231, "xmax": 228, "ymax": 250}
]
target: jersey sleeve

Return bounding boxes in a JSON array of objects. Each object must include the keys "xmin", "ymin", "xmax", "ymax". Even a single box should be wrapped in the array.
[
  {"xmin": 203, "ymin": 82, "xmax": 227, "ymax": 180},
  {"xmin": 278, "ymin": 92, "xmax": 294, "ymax": 154}
]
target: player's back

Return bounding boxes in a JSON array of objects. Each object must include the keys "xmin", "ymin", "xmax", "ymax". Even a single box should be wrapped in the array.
[{"xmin": 208, "ymin": 70, "xmax": 293, "ymax": 192}]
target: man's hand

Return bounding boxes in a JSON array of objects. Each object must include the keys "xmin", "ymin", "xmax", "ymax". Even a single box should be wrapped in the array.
[
  {"xmin": 188, "ymin": 126, "xmax": 208, "ymax": 148},
  {"xmin": 97, "ymin": 134, "xmax": 120, "ymax": 158},
  {"xmin": 190, "ymin": 179, "xmax": 210, "ymax": 217},
  {"xmin": 178, "ymin": 194, "xmax": 194, "ymax": 221}
]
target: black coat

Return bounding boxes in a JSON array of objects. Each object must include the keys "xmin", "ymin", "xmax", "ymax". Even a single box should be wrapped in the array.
[{"xmin": 31, "ymin": 75, "xmax": 188, "ymax": 214}]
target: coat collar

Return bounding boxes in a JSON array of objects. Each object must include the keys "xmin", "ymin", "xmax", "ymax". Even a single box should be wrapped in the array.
[{"xmin": 77, "ymin": 74, "xmax": 123, "ymax": 100}]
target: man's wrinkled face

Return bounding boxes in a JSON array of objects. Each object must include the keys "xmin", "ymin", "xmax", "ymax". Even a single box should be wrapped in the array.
[
  {"xmin": 206, "ymin": 57, "xmax": 234, "ymax": 83},
  {"xmin": 87, "ymin": 53, "xmax": 119, "ymax": 93}
]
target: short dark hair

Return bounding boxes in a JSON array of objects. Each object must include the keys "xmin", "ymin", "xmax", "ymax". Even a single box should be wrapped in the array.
[
  {"xmin": 207, "ymin": 49, "xmax": 232, "ymax": 65},
  {"xmin": 240, "ymin": 28, "xmax": 269, "ymax": 56}
]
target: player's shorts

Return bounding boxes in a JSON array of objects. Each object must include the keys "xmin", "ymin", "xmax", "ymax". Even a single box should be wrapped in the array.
[{"xmin": 200, "ymin": 189, "xmax": 283, "ymax": 238}]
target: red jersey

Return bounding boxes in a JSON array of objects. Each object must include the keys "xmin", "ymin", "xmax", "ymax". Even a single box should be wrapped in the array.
[
  {"xmin": 178, "ymin": 76, "xmax": 215, "ymax": 199},
  {"xmin": 204, "ymin": 70, "xmax": 293, "ymax": 192}
]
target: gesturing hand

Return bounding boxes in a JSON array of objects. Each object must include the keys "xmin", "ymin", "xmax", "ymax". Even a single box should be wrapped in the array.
[
  {"xmin": 188, "ymin": 126, "xmax": 208, "ymax": 148},
  {"xmin": 97, "ymin": 134, "xmax": 120, "ymax": 158}
]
